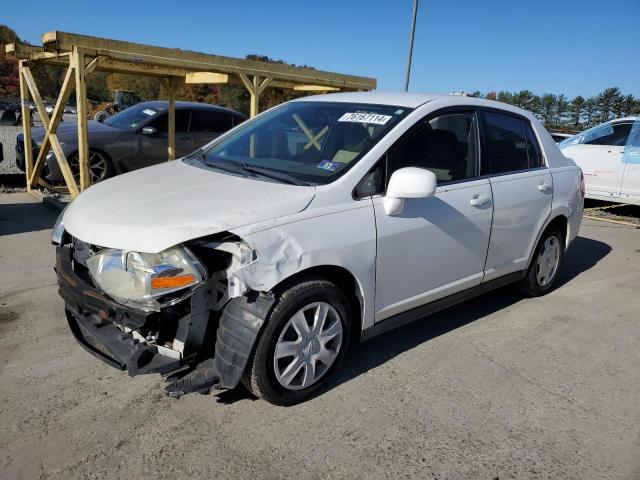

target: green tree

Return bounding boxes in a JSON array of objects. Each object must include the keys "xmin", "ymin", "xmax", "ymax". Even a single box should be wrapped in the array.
[{"xmin": 569, "ymin": 96, "xmax": 585, "ymax": 127}]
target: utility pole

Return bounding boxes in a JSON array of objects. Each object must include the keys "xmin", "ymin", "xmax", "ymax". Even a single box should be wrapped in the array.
[{"xmin": 404, "ymin": 0, "xmax": 419, "ymax": 92}]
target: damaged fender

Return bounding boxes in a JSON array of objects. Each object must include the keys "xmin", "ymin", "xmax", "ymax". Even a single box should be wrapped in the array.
[{"xmin": 230, "ymin": 202, "xmax": 378, "ymax": 331}]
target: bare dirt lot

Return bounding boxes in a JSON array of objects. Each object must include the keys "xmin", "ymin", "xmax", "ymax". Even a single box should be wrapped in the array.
[{"xmin": 1, "ymin": 192, "xmax": 639, "ymax": 480}]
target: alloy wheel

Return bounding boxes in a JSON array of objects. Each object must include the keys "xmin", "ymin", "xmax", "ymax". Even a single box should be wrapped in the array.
[{"xmin": 70, "ymin": 151, "xmax": 108, "ymax": 184}]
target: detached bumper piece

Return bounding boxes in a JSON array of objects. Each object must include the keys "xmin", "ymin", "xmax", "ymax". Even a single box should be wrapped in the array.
[
  {"xmin": 164, "ymin": 293, "xmax": 274, "ymax": 398},
  {"xmin": 66, "ymin": 309, "xmax": 184, "ymax": 376}
]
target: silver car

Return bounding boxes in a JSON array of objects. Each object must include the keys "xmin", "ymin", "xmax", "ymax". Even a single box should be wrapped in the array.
[{"xmin": 16, "ymin": 101, "xmax": 246, "ymax": 183}]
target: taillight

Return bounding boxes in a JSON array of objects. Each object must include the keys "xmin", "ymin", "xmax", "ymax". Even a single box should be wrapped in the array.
[{"xmin": 579, "ymin": 171, "xmax": 585, "ymax": 198}]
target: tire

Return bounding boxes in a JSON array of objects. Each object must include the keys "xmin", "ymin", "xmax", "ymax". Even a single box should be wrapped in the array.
[
  {"xmin": 70, "ymin": 150, "xmax": 114, "ymax": 184},
  {"xmin": 519, "ymin": 227, "xmax": 565, "ymax": 297},
  {"xmin": 243, "ymin": 277, "xmax": 352, "ymax": 405},
  {"xmin": 93, "ymin": 110, "xmax": 110, "ymax": 122}
]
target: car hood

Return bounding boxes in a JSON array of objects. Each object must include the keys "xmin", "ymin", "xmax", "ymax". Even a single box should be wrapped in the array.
[
  {"xmin": 63, "ymin": 160, "xmax": 316, "ymax": 253},
  {"xmin": 30, "ymin": 120, "xmax": 120, "ymax": 142}
]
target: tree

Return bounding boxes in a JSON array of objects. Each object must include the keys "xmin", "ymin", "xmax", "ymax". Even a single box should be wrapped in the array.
[
  {"xmin": 539, "ymin": 93, "xmax": 557, "ymax": 126},
  {"xmin": 554, "ymin": 94, "xmax": 569, "ymax": 126},
  {"xmin": 569, "ymin": 96, "xmax": 585, "ymax": 127},
  {"xmin": 596, "ymin": 87, "xmax": 622, "ymax": 122}
]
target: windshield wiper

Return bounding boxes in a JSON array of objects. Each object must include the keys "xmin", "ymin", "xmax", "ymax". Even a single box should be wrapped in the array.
[
  {"xmin": 196, "ymin": 152, "xmax": 310, "ymax": 186},
  {"xmin": 197, "ymin": 152, "xmax": 248, "ymax": 176},
  {"xmin": 237, "ymin": 164, "xmax": 310, "ymax": 186}
]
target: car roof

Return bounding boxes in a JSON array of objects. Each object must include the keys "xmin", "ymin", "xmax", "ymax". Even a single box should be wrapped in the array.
[
  {"xmin": 295, "ymin": 91, "xmax": 448, "ymax": 108},
  {"xmin": 137, "ymin": 100, "xmax": 245, "ymax": 116},
  {"xmin": 293, "ymin": 91, "xmax": 541, "ymax": 119}
]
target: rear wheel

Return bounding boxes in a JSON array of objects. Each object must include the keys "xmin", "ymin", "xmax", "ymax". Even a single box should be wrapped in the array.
[
  {"xmin": 243, "ymin": 277, "xmax": 351, "ymax": 405},
  {"xmin": 519, "ymin": 227, "xmax": 564, "ymax": 297}
]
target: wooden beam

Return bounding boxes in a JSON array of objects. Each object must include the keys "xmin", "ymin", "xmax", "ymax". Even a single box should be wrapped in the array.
[
  {"xmin": 168, "ymin": 77, "xmax": 176, "ymax": 161},
  {"xmin": 185, "ymin": 72, "xmax": 229, "ymax": 84},
  {"xmin": 293, "ymin": 85, "xmax": 341, "ymax": 92},
  {"xmin": 42, "ymin": 31, "xmax": 376, "ymax": 90},
  {"xmin": 73, "ymin": 47, "xmax": 90, "ymax": 192},
  {"xmin": 18, "ymin": 61, "xmax": 33, "ymax": 192}
]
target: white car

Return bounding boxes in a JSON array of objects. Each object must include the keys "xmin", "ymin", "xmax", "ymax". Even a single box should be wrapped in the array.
[
  {"xmin": 560, "ymin": 117, "xmax": 640, "ymax": 205},
  {"xmin": 53, "ymin": 92, "xmax": 584, "ymax": 405}
]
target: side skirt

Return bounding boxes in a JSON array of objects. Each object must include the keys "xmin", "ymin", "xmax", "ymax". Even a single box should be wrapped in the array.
[{"xmin": 361, "ymin": 271, "xmax": 525, "ymax": 342}]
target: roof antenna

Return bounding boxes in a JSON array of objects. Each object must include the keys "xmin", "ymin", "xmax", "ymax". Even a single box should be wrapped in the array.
[{"xmin": 404, "ymin": 0, "xmax": 420, "ymax": 92}]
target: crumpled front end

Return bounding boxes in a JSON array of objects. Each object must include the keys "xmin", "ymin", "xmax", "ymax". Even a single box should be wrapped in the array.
[{"xmin": 56, "ymin": 232, "xmax": 274, "ymax": 395}]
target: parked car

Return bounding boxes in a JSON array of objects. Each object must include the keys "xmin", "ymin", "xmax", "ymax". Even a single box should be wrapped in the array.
[
  {"xmin": 559, "ymin": 117, "xmax": 639, "ymax": 205},
  {"xmin": 53, "ymin": 92, "xmax": 584, "ymax": 405},
  {"xmin": 16, "ymin": 101, "xmax": 246, "ymax": 184}
]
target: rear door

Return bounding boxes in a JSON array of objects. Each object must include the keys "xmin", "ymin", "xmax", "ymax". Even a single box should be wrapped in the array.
[
  {"xmin": 373, "ymin": 109, "xmax": 493, "ymax": 321},
  {"xmin": 480, "ymin": 110, "xmax": 553, "ymax": 281}
]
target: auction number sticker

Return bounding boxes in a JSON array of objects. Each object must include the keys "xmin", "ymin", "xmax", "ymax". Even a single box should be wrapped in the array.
[
  {"xmin": 338, "ymin": 112, "xmax": 392, "ymax": 125},
  {"xmin": 142, "ymin": 109, "xmax": 156, "ymax": 116}
]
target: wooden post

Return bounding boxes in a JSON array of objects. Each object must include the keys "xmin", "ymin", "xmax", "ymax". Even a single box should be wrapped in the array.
[
  {"xmin": 73, "ymin": 47, "xmax": 90, "ymax": 191},
  {"xmin": 18, "ymin": 61, "xmax": 33, "ymax": 191},
  {"xmin": 168, "ymin": 77, "xmax": 175, "ymax": 160}
]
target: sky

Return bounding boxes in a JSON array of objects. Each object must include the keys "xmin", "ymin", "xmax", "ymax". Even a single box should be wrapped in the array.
[{"xmin": 2, "ymin": 0, "xmax": 639, "ymax": 99}]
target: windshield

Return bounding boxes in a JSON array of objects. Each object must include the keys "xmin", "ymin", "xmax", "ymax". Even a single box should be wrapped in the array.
[
  {"xmin": 190, "ymin": 101, "xmax": 411, "ymax": 185},
  {"xmin": 104, "ymin": 103, "xmax": 162, "ymax": 130}
]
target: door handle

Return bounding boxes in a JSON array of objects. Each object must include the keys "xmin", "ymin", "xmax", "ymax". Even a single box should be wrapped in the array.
[
  {"xmin": 538, "ymin": 182, "xmax": 552, "ymax": 192},
  {"xmin": 470, "ymin": 195, "xmax": 490, "ymax": 206}
]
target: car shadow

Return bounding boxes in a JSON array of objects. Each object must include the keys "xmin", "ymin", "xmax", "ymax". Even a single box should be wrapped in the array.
[
  {"xmin": 211, "ymin": 236, "xmax": 612, "ymax": 405},
  {"xmin": 330, "ymin": 235, "xmax": 611, "ymax": 392},
  {"xmin": 0, "ymin": 200, "xmax": 59, "ymax": 236}
]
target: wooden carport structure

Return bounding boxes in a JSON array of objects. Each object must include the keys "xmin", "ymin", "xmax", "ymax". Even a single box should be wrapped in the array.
[{"xmin": 6, "ymin": 32, "xmax": 376, "ymax": 198}]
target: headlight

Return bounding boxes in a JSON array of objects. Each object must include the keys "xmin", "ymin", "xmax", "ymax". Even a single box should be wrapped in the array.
[
  {"xmin": 51, "ymin": 205, "xmax": 68, "ymax": 245},
  {"xmin": 86, "ymin": 246, "xmax": 206, "ymax": 311}
]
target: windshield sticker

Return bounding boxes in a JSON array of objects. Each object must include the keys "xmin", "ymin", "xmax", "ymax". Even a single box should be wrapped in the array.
[
  {"xmin": 142, "ymin": 109, "xmax": 156, "ymax": 116},
  {"xmin": 338, "ymin": 112, "xmax": 392, "ymax": 125},
  {"xmin": 316, "ymin": 160, "xmax": 339, "ymax": 172}
]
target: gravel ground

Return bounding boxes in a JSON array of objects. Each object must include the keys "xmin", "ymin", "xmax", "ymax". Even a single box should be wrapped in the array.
[
  {"xmin": 1, "ymin": 192, "xmax": 639, "ymax": 480},
  {"xmin": 0, "ymin": 114, "xmax": 77, "ymax": 175}
]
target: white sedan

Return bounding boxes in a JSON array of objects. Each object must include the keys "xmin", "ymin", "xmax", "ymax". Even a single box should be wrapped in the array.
[
  {"xmin": 560, "ymin": 117, "xmax": 640, "ymax": 205},
  {"xmin": 53, "ymin": 92, "xmax": 584, "ymax": 405}
]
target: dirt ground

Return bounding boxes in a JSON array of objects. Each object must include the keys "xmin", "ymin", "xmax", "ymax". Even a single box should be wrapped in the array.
[{"xmin": 1, "ymin": 192, "xmax": 639, "ymax": 480}]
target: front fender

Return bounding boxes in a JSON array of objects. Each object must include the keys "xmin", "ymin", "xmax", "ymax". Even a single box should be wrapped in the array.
[{"xmin": 233, "ymin": 203, "xmax": 377, "ymax": 330}]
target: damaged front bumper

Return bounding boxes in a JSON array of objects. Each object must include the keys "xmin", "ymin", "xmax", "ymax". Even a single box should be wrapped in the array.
[{"xmin": 56, "ymin": 245, "xmax": 274, "ymax": 393}]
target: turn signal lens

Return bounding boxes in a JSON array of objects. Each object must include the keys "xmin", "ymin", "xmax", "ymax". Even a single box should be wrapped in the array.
[{"xmin": 151, "ymin": 275, "xmax": 197, "ymax": 290}]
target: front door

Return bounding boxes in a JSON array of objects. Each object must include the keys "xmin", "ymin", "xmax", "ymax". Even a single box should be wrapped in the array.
[
  {"xmin": 374, "ymin": 110, "xmax": 493, "ymax": 322},
  {"xmin": 562, "ymin": 121, "xmax": 633, "ymax": 199},
  {"xmin": 132, "ymin": 110, "xmax": 193, "ymax": 169}
]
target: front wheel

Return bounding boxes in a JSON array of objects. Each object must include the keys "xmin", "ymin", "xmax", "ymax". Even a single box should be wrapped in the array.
[
  {"xmin": 70, "ymin": 150, "xmax": 113, "ymax": 184},
  {"xmin": 243, "ymin": 277, "xmax": 351, "ymax": 405},
  {"xmin": 519, "ymin": 227, "xmax": 564, "ymax": 297}
]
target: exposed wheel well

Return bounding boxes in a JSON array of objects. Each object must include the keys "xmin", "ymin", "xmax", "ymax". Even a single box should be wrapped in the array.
[
  {"xmin": 545, "ymin": 215, "xmax": 569, "ymax": 249},
  {"xmin": 272, "ymin": 265, "xmax": 364, "ymax": 345}
]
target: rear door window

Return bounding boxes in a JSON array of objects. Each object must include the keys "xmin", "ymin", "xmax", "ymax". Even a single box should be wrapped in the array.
[
  {"xmin": 482, "ymin": 111, "xmax": 531, "ymax": 174},
  {"xmin": 191, "ymin": 110, "xmax": 234, "ymax": 133}
]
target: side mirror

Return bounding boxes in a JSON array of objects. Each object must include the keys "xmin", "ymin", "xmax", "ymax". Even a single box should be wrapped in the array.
[
  {"xmin": 384, "ymin": 167, "xmax": 437, "ymax": 216},
  {"xmin": 141, "ymin": 126, "xmax": 157, "ymax": 136}
]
